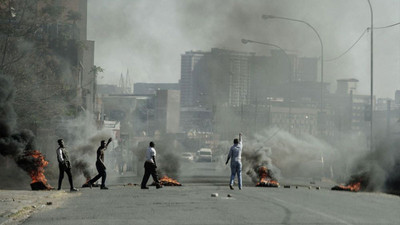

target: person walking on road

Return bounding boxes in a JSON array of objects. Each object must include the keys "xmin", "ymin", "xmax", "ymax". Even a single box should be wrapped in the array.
[
  {"xmin": 140, "ymin": 141, "xmax": 162, "ymax": 189},
  {"xmin": 88, "ymin": 138, "xmax": 112, "ymax": 189},
  {"xmin": 56, "ymin": 139, "xmax": 78, "ymax": 192},
  {"xmin": 226, "ymin": 133, "xmax": 243, "ymax": 190}
]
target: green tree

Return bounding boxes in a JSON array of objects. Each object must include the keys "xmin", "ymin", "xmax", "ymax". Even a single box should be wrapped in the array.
[
  {"xmin": 66, "ymin": 10, "xmax": 81, "ymax": 25},
  {"xmin": 0, "ymin": 0, "xmax": 86, "ymax": 131},
  {"xmin": 90, "ymin": 65, "xmax": 104, "ymax": 76}
]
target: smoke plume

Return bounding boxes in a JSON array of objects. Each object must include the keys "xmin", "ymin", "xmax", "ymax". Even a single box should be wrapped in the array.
[
  {"xmin": 0, "ymin": 75, "xmax": 48, "ymax": 186},
  {"xmin": 346, "ymin": 136, "xmax": 400, "ymax": 192},
  {"xmin": 61, "ymin": 112, "xmax": 114, "ymax": 180}
]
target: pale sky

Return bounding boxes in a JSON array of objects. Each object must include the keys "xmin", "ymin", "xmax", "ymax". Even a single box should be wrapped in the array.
[{"xmin": 87, "ymin": 0, "xmax": 400, "ymax": 99}]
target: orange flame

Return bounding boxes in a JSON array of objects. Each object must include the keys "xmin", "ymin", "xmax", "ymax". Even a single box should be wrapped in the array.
[
  {"xmin": 335, "ymin": 182, "xmax": 361, "ymax": 192},
  {"xmin": 159, "ymin": 175, "xmax": 182, "ymax": 186},
  {"xmin": 28, "ymin": 150, "xmax": 53, "ymax": 189},
  {"xmin": 256, "ymin": 166, "xmax": 280, "ymax": 187}
]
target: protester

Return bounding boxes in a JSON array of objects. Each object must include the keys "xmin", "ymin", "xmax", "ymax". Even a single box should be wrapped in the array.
[
  {"xmin": 140, "ymin": 141, "xmax": 162, "ymax": 189},
  {"xmin": 226, "ymin": 133, "xmax": 243, "ymax": 190},
  {"xmin": 88, "ymin": 138, "xmax": 112, "ymax": 190},
  {"xmin": 56, "ymin": 139, "xmax": 78, "ymax": 192}
]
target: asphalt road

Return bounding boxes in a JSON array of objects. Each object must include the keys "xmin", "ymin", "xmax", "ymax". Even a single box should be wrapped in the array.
[{"xmin": 18, "ymin": 162, "xmax": 400, "ymax": 225}]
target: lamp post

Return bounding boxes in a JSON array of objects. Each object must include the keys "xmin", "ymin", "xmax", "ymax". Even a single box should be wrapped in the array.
[
  {"xmin": 241, "ymin": 39, "xmax": 289, "ymax": 58},
  {"xmin": 262, "ymin": 15, "xmax": 325, "ymax": 134},
  {"xmin": 367, "ymin": 0, "xmax": 373, "ymax": 152},
  {"xmin": 241, "ymin": 38, "xmax": 293, "ymax": 132}
]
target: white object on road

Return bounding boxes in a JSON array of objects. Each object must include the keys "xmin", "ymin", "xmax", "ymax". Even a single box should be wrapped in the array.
[{"xmin": 211, "ymin": 193, "xmax": 218, "ymax": 197}]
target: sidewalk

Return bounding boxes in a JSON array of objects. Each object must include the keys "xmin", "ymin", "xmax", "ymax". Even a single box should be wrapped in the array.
[{"xmin": 0, "ymin": 190, "xmax": 79, "ymax": 225}]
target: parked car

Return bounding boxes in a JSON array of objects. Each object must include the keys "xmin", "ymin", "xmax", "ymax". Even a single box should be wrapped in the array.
[
  {"xmin": 181, "ymin": 152, "xmax": 194, "ymax": 162},
  {"xmin": 196, "ymin": 148, "xmax": 212, "ymax": 162}
]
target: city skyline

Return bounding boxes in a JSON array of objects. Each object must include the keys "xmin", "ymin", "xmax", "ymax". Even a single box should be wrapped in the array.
[{"xmin": 88, "ymin": 0, "xmax": 400, "ymax": 99}]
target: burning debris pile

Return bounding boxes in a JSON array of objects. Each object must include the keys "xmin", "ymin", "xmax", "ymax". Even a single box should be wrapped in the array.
[
  {"xmin": 0, "ymin": 75, "xmax": 53, "ymax": 190},
  {"xmin": 18, "ymin": 150, "xmax": 53, "ymax": 190},
  {"xmin": 241, "ymin": 140, "xmax": 281, "ymax": 187},
  {"xmin": 152, "ymin": 175, "xmax": 182, "ymax": 186},
  {"xmin": 255, "ymin": 166, "xmax": 280, "ymax": 187},
  {"xmin": 159, "ymin": 176, "xmax": 182, "ymax": 186},
  {"xmin": 331, "ymin": 182, "xmax": 361, "ymax": 192},
  {"xmin": 331, "ymin": 173, "xmax": 368, "ymax": 192},
  {"xmin": 330, "ymin": 135, "xmax": 400, "ymax": 194}
]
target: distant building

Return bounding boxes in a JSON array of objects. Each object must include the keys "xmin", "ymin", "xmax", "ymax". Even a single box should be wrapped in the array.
[
  {"xmin": 250, "ymin": 50, "xmax": 323, "ymax": 105},
  {"xmin": 336, "ymin": 78, "xmax": 358, "ymax": 95},
  {"xmin": 180, "ymin": 48, "xmax": 324, "ymax": 135},
  {"xmin": 329, "ymin": 79, "xmax": 372, "ymax": 135},
  {"xmin": 376, "ymin": 98, "xmax": 398, "ymax": 111},
  {"xmin": 180, "ymin": 51, "xmax": 205, "ymax": 107},
  {"xmin": 134, "ymin": 83, "xmax": 179, "ymax": 95},
  {"xmin": 270, "ymin": 104, "xmax": 319, "ymax": 136},
  {"xmin": 296, "ymin": 57, "xmax": 319, "ymax": 82},
  {"xmin": 118, "ymin": 70, "xmax": 133, "ymax": 94},
  {"xmin": 154, "ymin": 90, "xmax": 181, "ymax": 134},
  {"xmin": 97, "ymin": 84, "xmax": 120, "ymax": 95},
  {"xmin": 47, "ymin": 0, "xmax": 95, "ymax": 113},
  {"xmin": 180, "ymin": 107, "xmax": 213, "ymax": 132},
  {"xmin": 101, "ymin": 120, "xmax": 120, "ymax": 143},
  {"xmin": 99, "ymin": 94, "xmax": 155, "ymax": 138},
  {"xmin": 395, "ymin": 90, "xmax": 400, "ymax": 105},
  {"xmin": 180, "ymin": 48, "xmax": 253, "ymax": 108}
]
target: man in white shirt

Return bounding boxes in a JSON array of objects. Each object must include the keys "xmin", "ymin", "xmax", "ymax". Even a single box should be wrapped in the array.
[
  {"xmin": 56, "ymin": 139, "xmax": 78, "ymax": 192},
  {"xmin": 140, "ymin": 142, "xmax": 162, "ymax": 189},
  {"xmin": 225, "ymin": 133, "xmax": 243, "ymax": 190}
]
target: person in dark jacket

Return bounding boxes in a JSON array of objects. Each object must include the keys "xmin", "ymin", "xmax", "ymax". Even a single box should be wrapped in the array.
[
  {"xmin": 88, "ymin": 138, "xmax": 112, "ymax": 189},
  {"xmin": 56, "ymin": 139, "xmax": 78, "ymax": 192}
]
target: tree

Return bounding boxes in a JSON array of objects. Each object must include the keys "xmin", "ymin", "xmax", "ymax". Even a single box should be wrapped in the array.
[
  {"xmin": 89, "ymin": 65, "xmax": 104, "ymax": 112},
  {"xmin": 66, "ymin": 10, "xmax": 81, "ymax": 39},
  {"xmin": 90, "ymin": 65, "xmax": 104, "ymax": 76},
  {"xmin": 66, "ymin": 10, "xmax": 81, "ymax": 25},
  {"xmin": 0, "ymin": 0, "xmax": 86, "ymax": 131}
]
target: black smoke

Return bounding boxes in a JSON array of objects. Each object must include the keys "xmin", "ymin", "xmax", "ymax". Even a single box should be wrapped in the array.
[
  {"xmin": 242, "ymin": 147, "xmax": 280, "ymax": 184},
  {"xmin": 346, "ymin": 137, "xmax": 400, "ymax": 193},
  {"xmin": 0, "ymin": 75, "xmax": 47, "ymax": 184}
]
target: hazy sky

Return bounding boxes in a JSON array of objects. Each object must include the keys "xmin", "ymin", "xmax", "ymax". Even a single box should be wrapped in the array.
[{"xmin": 87, "ymin": 0, "xmax": 400, "ymax": 99}]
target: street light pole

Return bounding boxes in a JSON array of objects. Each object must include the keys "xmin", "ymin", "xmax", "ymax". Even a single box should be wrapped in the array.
[
  {"xmin": 262, "ymin": 15, "xmax": 325, "ymax": 133},
  {"xmin": 241, "ymin": 38, "xmax": 293, "ymax": 133},
  {"xmin": 367, "ymin": 0, "xmax": 374, "ymax": 152}
]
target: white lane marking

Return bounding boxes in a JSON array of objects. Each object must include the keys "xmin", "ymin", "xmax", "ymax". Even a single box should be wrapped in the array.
[{"xmin": 271, "ymin": 197, "xmax": 354, "ymax": 225}]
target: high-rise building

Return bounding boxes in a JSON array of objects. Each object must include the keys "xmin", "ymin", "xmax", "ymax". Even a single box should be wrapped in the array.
[
  {"xmin": 296, "ymin": 57, "xmax": 319, "ymax": 82},
  {"xmin": 180, "ymin": 48, "xmax": 254, "ymax": 108},
  {"xmin": 180, "ymin": 51, "xmax": 206, "ymax": 107},
  {"xmin": 179, "ymin": 47, "xmax": 322, "ymax": 135}
]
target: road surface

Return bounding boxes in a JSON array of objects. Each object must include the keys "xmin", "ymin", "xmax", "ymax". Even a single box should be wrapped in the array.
[{"xmin": 11, "ymin": 162, "xmax": 400, "ymax": 224}]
